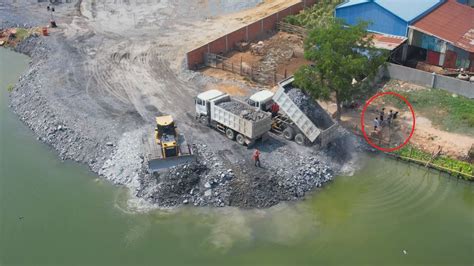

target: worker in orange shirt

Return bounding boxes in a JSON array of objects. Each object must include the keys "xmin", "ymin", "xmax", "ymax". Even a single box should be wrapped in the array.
[{"xmin": 253, "ymin": 149, "xmax": 261, "ymax": 167}]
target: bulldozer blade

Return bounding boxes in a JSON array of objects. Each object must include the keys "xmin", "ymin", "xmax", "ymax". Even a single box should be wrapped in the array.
[{"xmin": 147, "ymin": 155, "xmax": 196, "ymax": 173}]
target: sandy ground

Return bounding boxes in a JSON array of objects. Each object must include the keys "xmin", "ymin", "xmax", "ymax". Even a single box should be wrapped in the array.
[
  {"xmin": 320, "ymin": 88, "xmax": 474, "ymax": 160},
  {"xmin": 4, "ymin": 0, "xmax": 357, "ymax": 209}
]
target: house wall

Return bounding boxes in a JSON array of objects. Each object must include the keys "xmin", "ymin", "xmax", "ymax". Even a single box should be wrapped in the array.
[
  {"xmin": 335, "ymin": 2, "xmax": 408, "ymax": 36},
  {"xmin": 409, "ymin": 29, "xmax": 473, "ymax": 69},
  {"xmin": 385, "ymin": 63, "xmax": 474, "ymax": 98}
]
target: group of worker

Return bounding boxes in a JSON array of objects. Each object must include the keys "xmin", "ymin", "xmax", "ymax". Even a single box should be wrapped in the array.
[{"xmin": 373, "ymin": 107, "xmax": 399, "ymax": 131}]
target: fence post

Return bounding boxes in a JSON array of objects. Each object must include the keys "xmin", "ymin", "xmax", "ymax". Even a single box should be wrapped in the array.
[
  {"xmin": 284, "ymin": 69, "xmax": 287, "ymax": 79},
  {"xmin": 240, "ymin": 57, "xmax": 243, "ymax": 75},
  {"xmin": 431, "ymin": 72, "xmax": 436, "ymax": 88}
]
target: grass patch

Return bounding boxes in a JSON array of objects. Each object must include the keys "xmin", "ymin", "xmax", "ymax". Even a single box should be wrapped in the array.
[
  {"xmin": 385, "ymin": 87, "xmax": 474, "ymax": 136},
  {"xmin": 393, "ymin": 145, "xmax": 473, "ymax": 181},
  {"xmin": 6, "ymin": 84, "xmax": 14, "ymax": 92},
  {"xmin": 14, "ymin": 28, "xmax": 30, "ymax": 41}
]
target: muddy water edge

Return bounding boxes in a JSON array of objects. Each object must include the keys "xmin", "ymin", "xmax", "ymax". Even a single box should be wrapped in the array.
[{"xmin": 1, "ymin": 49, "xmax": 473, "ymax": 265}]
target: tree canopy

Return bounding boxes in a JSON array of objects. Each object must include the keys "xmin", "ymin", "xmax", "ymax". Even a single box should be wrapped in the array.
[{"xmin": 293, "ymin": 19, "xmax": 387, "ymax": 120}]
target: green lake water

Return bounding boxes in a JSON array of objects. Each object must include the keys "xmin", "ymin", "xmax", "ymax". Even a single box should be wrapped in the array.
[{"xmin": 1, "ymin": 48, "xmax": 473, "ymax": 266}]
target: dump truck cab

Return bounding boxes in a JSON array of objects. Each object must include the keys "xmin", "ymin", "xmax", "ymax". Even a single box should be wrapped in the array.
[
  {"xmin": 195, "ymin": 89, "xmax": 228, "ymax": 123},
  {"xmin": 155, "ymin": 115, "xmax": 178, "ymax": 158},
  {"xmin": 247, "ymin": 90, "xmax": 274, "ymax": 112}
]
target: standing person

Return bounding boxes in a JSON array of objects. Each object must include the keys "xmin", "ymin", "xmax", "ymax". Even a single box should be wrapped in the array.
[
  {"xmin": 379, "ymin": 108, "xmax": 385, "ymax": 125},
  {"xmin": 373, "ymin": 117, "xmax": 379, "ymax": 132},
  {"xmin": 253, "ymin": 149, "xmax": 261, "ymax": 167},
  {"xmin": 387, "ymin": 110, "xmax": 393, "ymax": 126},
  {"xmin": 393, "ymin": 111, "xmax": 399, "ymax": 120},
  {"xmin": 270, "ymin": 102, "xmax": 279, "ymax": 118}
]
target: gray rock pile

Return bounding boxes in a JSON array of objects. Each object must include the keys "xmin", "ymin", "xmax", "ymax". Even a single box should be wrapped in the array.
[
  {"xmin": 275, "ymin": 156, "xmax": 332, "ymax": 198},
  {"xmin": 137, "ymin": 142, "xmax": 334, "ymax": 208},
  {"xmin": 141, "ymin": 143, "xmax": 236, "ymax": 208},
  {"xmin": 217, "ymin": 100, "xmax": 268, "ymax": 121},
  {"xmin": 286, "ymin": 88, "xmax": 334, "ymax": 130}
]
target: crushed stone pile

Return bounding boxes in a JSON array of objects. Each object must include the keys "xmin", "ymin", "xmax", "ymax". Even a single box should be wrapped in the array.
[
  {"xmin": 286, "ymin": 87, "xmax": 334, "ymax": 130},
  {"xmin": 135, "ymin": 143, "xmax": 335, "ymax": 208},
  {"xmin": 217, "ymin": 100, "xmax": 269, "ymax": 121}
]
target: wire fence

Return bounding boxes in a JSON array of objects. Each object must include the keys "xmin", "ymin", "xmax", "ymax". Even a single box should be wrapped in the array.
[
  {"xmin": 276, "ymin": 22, "xmax": 307, "ymax": 38},
  {"xmin": 204, "ymin": 53, "xmax": 289, "ymax": 86}
]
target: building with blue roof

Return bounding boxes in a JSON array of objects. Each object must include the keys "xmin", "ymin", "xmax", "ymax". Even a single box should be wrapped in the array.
[{"xmin": 335, "ymin": 0, "xmax": 445, "ymax": 37}]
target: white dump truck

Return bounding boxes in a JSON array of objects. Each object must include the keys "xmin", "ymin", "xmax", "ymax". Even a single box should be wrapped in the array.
[
  {"xmin": 248, "ymin": 77, "xmax": 338, "ymax": 146},
  {"xmin": 195, "ymin": 90, "xmax": 272, "ymax": 146}
]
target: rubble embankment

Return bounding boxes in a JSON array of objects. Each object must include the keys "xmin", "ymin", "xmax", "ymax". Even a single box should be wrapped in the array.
[
  {"xmin": 136, "ymin": 143, "xmax": 335, "ymax": 208},
  {"xmin": 9, "ymin": 35, "xmax": 115, "ymax": 174},
  {"xmin": 4, "ymin": 4, "xmax": 359, "ymax": 210}
]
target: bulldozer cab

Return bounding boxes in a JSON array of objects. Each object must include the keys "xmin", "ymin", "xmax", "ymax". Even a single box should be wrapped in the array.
[
  {"xmin": 155, "ymin": 115, "xmax": 178, "ymax": 158},
  {"xmin": 155, "ymin": 116, "xmax": 176, "ymax": 139}
]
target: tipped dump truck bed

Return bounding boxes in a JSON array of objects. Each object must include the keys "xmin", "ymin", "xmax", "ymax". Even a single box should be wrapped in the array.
[{"xmin": 274, "ymin": 79, "xmax": 321, "ymax": 142}]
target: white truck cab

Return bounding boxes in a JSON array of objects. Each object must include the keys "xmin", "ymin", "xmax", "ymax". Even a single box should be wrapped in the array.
[
  {"xmin": 195, "ymin": 89, "xmax": 226, "ymax": 117},
  {"xmin": 247, "ymin": 90, "xmax": 274, "ymax": 112}
]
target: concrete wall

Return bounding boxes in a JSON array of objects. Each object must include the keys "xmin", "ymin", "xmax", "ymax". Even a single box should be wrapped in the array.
[
  {"xmin": 385, "ymin": 63, "xmax": 474, "ymax": 98},
  {"xmin": 186, "ymin": 0, "xmax": 318, "ymax": 69}
]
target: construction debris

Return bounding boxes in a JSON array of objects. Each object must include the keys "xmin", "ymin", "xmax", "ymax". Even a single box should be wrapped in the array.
[
  {"xmin": 136, "ymin": 142, "xmax": 336, "ymax": 208},
  {"xmin": 287, "ymin": 88, "xmax": 334, "ymax": 130},
  {"xmin": 250, "ymin": 41, "xmax": 265, "ymax": 55},
  {"xmin": 217, "ymin": 100, "xmax": 269, "ymax": 121},
  {"xmin": 235, "ymin": 41, "xmax": 250, "ymax": 52}
]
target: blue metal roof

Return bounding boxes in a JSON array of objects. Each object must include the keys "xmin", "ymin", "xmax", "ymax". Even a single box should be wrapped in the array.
[
  {"xmin": 337, "ymin": 0, "xmax": 370, "ymax": 8},
  {"xmin": 336, "ymin": 0, "xmax": 444, "ymax": 23}
]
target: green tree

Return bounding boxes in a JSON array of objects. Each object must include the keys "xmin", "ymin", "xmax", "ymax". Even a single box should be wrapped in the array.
[{"xmin": 294, "ymin": 19, "xmax": 386, "ymax": 120}]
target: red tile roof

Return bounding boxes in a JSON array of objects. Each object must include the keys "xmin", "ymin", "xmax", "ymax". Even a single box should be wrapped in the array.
[
  {"xmin": 370, "ymin": 33, "xmax": 407, "ymax": 50},
  {"xmin": 411, "ymin": 0, "xmax": 474, "ymax": 53}
]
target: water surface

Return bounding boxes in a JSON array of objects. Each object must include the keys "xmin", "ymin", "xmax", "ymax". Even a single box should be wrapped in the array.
[{"xmin": 1, "ymin": 49, "xmax": 473, "ymax": 265}]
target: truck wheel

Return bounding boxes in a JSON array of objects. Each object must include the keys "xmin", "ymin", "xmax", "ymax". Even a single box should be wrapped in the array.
[
  {"xmin": 283, "ymin": 127, "xmax": 295, "ymax": 140},
  {"xmin": 295, "ymin": 133, "xmax": 306, "ymax": 145},
  {"xmin": 236, "ymin": 134, "xmax": 245, "ymax": 145},
  {"xmin": 199, "ymin": 116, "xmax": 208, "ymax": 125},
  {"xmin": 225, "ymin": 129, "xmax": 235, "ymax": 140}
]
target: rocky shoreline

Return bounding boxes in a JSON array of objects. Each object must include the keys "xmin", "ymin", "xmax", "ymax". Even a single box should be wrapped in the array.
[
  {"xmin": 4, "ymin": 0, "xmax": 364, "ymax": 210},
  {"xmin": 6, "ymin": 34, "xmax": 359, "ymax": 210},
  {"xmin": 10, "ymin": 35, "xmax": 115, "ymax": 174}
]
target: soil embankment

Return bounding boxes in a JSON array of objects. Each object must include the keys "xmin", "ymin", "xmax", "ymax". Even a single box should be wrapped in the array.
[{"xmin": 4, "ymin": 0, "xmax": 357, "ymax": 209}]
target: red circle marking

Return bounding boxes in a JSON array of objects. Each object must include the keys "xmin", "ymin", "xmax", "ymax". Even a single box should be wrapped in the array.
[{"xmin": 360, "ymin": 91, "xmax": 416, "ymax": 152}]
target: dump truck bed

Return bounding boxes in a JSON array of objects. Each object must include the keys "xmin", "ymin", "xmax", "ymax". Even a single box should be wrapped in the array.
[
  {"xmin": 273, "ymin": 80, "xmax": 321, "ymax": 142},
  {"xmin": 211, "ymin": 99, "xmax": 272, "ymax": 139}
]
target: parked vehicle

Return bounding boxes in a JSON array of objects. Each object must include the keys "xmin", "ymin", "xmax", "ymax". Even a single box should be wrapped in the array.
[
  {"xmin": 248, "ymin": 77, "xmax": 338, "ymax": 146},
  {"xmin": 195, "ymin": 90, "xmax": 272, "ymax": 146}
]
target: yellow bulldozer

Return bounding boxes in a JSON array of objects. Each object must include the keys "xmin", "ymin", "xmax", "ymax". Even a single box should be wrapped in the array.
[{"xmin": 146, "ymin": 115, "xmax": 195, "ymax": 172}]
